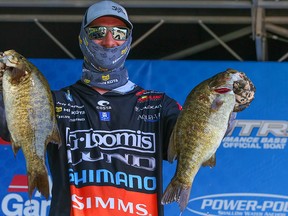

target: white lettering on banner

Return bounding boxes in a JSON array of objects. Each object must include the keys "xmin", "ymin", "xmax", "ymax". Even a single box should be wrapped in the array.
[
  {"xmin": 1, "ymin": 194, "xmax": 50, "ymax": 216},
  {"xmin": 69, "ymin": 169, "xmax": 156, "ymax": 190},
  {"xmin": 71, "ymin": 194, "xmax": 149, "ymax": 215},
  {"xmin": 222, "ymin": 120, "xmax": 288, "ymax": 150},
  {"xmin": 66, "ymin": 128, "xmax": 156, "ymax": 153},
  {"xmin": 227, "ymin": 120, "xmax": 287, "ymax": 137},
  {"xmin": 186, "ymin": 193, "xmax": 288, "ymax": 216},
  {"xmin": 1, "ymin": 175, "xmax": 53, "ymax": 215}
]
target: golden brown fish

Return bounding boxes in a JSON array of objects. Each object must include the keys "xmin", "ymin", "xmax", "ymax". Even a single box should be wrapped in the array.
[
  {"xmin": 161, "ymin": 69, "xmax": 255, "ymax": 212},
  {"xmin": 0, "ymin": 50, "xmax": 61, "ymax": 199}
]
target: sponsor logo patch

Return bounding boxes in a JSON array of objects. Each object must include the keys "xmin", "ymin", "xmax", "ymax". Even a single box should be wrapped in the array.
[
  {"xmin": 96, "ymin": 100, "xmax": 112, "ymax": 110},
  {"xmin": 70, "ymin": 185, "xmax": 157, "ymax": 216},
  {"xmin": 99, "ymin": 112, "xmax": 110, "ymax": 121}
]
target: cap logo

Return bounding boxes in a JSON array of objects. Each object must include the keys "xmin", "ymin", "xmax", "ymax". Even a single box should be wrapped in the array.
[
  {"xmin": 112, "ymin": 5, "xmax": 126, "ymax": 16},
  {"xmin": 102, "ymin": 74, "xmax": 110, "ymax": 81}
]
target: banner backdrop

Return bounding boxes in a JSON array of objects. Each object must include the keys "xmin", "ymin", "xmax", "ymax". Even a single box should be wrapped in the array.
[{"xmin": 0, "ymin": 59, "xmax": 287, "ymax": 216}]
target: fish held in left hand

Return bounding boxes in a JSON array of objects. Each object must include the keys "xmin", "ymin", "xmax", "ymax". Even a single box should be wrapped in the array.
[
  {"xmin": 0, "ymin": 50, "xmax": 61, "ymax": 199},
  {"xmin": 161, "ymin": 69, "xmax": 255, "ymax": 212}
]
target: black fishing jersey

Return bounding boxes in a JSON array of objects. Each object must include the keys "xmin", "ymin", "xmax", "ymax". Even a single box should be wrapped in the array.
[{"xmin": 47, "ymin": 81, "xmax": 181, "ymax": 216}]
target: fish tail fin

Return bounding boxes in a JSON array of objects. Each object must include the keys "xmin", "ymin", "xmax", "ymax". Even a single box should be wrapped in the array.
[
  {"xmin": 27, "ymin": 162, "xmax": 49, "ymax": 200},
  {"xmin": 161, "ymin": 178, "xmax": 191, "ymax": 212},
  {"xmin": 179, "ymin": 187, "xmax": 191, "ymax": 212}
]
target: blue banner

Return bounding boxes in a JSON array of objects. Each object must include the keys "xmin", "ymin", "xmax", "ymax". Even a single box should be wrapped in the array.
[{"xmin": 0, "ymin": 59, "xmax": 287, "ymax": 216}]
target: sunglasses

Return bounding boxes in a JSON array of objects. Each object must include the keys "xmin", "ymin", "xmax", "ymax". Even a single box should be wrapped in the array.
[{"xmin": 86, "ymin": 26, "xmax": 130, "ymax": 41}]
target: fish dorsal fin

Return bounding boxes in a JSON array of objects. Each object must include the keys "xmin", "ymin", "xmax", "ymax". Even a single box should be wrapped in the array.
[{"xmin": 202, "ymin": 154, "xmax": 216, "ymax": 167}]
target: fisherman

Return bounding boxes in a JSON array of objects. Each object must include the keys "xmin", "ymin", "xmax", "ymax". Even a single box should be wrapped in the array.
[{"xmin": 0, "ymin": 0, "xmax": 181, "ymax": 215}]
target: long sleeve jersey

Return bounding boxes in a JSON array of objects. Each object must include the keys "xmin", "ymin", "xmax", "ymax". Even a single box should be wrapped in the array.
[{"xmin": 45, "ymin": 81, "xmax": 181, "ymax": 216}]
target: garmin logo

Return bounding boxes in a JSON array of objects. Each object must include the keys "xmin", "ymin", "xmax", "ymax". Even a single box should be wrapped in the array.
[
  {"xmin": 186, "ymin": 193, "xmax": 288, "ymax": 216},
  {"xmin": 66, "ymin": 128, "xmax": 156, "ymax": 153}
]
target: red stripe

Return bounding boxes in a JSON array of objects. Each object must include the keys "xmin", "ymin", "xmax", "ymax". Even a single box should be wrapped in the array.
[
  {"xmin": 8, "ymin": 175, "xmax": 28, "ymax": 192},
  {"xmin": 0, "ymin": 137, "xmax": 10, "ymax": 145}
]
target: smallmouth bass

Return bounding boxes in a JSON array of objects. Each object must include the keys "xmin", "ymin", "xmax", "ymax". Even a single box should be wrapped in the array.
[
  {"xmin": 0, "ymin": 50, "xmax": 61, "ymax": 199},
  {"xmin": 161, "ymin": 69, "xmax": 255, "ymax": 213}
]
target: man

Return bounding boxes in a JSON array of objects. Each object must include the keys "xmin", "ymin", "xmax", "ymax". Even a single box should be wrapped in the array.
[{"xmin": 1, "ymin": 0, "xmax": 181, "ymax": 215}]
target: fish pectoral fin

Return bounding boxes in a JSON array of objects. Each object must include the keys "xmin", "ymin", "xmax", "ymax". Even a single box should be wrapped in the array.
[
  {"xmin": 225, "ymin": 112, "xmax": 237, "ymax": 136},
  {"xmin": 210, "ymin": 95, "xmax": 224, "ymax": 111},
  {"xmin": 202, "ymin": 154, "xmax": 216, "ymax": 167},
  {"xmin": 11, "ymin": 138, "xmax": 21, "ymax": 156},
  {"xmin": 49, "ymin": 124, "xmax": 62, "ymax": 148},
  {"xmin": 167, "ymin": 128, "xmax": 178, "ymax": 163}
]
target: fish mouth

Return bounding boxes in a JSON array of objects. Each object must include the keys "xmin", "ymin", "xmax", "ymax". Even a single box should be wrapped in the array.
[
  {"xmin": 0, "ymin": 62, "xmax": 6, "ymax": 72},
  {"xmin": 0, "ymin": 53, "xmax": 26, "ymax": 80},
  {"xmin": 0, "ymin": 51, "xmax": 19, "ymax": 67},
  {"xmin": 0, "ymin": 63, "xmax": 15, "ymax": 73},
  {"xmin": 0, "ymin": 53, "xmax": 24, "ymax": 74},
  {"xmin": 214, "ymin": 72, "xmax": 246, "ymax": 94}
]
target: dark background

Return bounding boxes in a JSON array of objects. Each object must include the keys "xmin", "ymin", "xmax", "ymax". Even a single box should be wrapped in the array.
[{"xmin": 0, "ymin": 0, "xmax": 288, "ymax": 61}]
